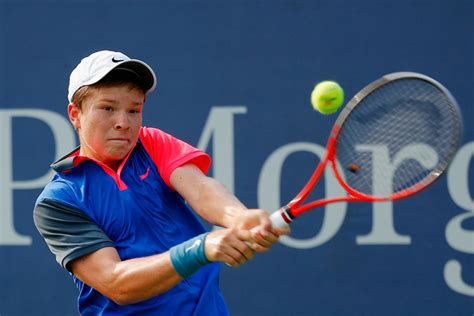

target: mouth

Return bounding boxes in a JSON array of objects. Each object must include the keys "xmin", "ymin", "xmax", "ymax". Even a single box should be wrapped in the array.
[{"xmin": 109, "ymin": 138, "xmax": 129, "ymax": 143}]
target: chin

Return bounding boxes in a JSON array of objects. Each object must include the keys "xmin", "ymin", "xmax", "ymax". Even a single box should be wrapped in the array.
[
  {"xmin": 111, "ymin": 152, "xmax": 129, "ymax": 161},
  {"xmin": 105, "ymin": 149, "xmax": 130, "ymax": 161}
]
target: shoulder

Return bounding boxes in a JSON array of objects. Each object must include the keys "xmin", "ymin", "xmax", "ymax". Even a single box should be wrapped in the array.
[
  {"xmin": 137, "ymin": 126, "xmax": 211, "ymax": 187},
  {"xmin": 35, "ymin": 174, "xmax": 81, "ymax": 210},
  {"xmin": 139, "ymin": 126, "xmax": 169, "ymax": 140},
  {"xmin": 33, "ymin": 197, "xmax": 114, "ymax": 270},
  {"xmin": 139, "ymin": 126, "xmax": 182, "ymax": 148}
]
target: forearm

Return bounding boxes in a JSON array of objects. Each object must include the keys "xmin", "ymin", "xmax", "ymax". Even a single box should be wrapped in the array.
[
  {"xmin": 73, "ymin": 231, "xmax": 252, "ymax": 305},
  {"xmin": 188, "ymin": 176, "xmax": 248, "ymax": 227},
  {"xmin": 107, "ymin": 253, "xmax": 181, "ymax": 304},
  {"xmin": 170, "ymin": 164, "xmax": 285, "ymax": 251},
  {"xmin": 71, "ymin": 248, "xmax": 182, "ymax": 305},
  {"xmin": 171, "ymin": 164, "xmax": 248, "ymax": 228}
]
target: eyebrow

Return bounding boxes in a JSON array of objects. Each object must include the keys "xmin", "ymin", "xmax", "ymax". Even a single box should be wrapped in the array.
[{"xmin": 96, "ymin": 98, "xmax": 144, "ymax": 106}]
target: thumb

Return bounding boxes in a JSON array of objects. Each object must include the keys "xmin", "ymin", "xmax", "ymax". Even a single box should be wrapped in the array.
[{"xmin": 235, "ymin": 228, "xmax": 252, "ymax": 243}]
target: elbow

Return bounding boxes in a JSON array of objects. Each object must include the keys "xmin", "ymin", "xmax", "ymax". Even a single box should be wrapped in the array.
[
  {"xmin": 109, "ymin": 293, "xmax": 134, "ymax": 306},
  {"xmin": 101, "ymin": 284, "xmax": 127, "ymax": 305},
  {"xmin": 99, "ymin": 271, "xmax": 141, "ymax": 306},
  {"xmin": 101, "ymin": 266, "xmax": 167, "ymax": 306},
  {"xmin": 108, "ymin": 285, "xmax": 171, "ymax": 306},
  {"xmin": 104, "ymin": 286, "xmax": 139, "ymax": 306}
]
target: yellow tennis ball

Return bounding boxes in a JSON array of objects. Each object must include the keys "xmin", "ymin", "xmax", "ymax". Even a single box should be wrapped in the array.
[{"xmin": 311, "ymin": 81, "xmax": 344, "ymax": 114}]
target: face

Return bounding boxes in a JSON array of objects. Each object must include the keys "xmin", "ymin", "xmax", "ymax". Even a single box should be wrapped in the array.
[{"xmin": 68, "ymin": 85, "xmax": 144, "ymax": 170}]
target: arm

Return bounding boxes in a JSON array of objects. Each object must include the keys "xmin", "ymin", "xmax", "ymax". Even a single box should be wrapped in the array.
[
  {"xmin": 139, "ymin": 127, "xmax": 288, "ymax": 243},
  {"xmin": 35, "ymin": 198, "xmax": 254, "ymax": 305},
  {"xmin": 70, "ymin": 229, "xmax": 255, "ymax": 305},
  {"xmin": 73, "ymin": 228, "xmax": 257, "ymax": 303},
  {"xmin": 70, "ymin": 247, "xmax": 180, "ymax": 305},
  {"xmin": 170, "ymin": 163, "xmax": 247, "ymax": 228},
  {"xmin": 170, "ymin": 164, "xmax": 289, "ymax": 251}
]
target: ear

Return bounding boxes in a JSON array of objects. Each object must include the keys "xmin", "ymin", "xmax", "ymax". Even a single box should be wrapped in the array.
[{"xmin": 68, "ymin": 103, "xmax": 81, "ymax": 130}]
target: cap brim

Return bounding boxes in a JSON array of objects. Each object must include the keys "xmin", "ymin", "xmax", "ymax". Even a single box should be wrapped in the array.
[{"xmin": 116, "ymin": 59, "xmax": 157, "ymax": 94}]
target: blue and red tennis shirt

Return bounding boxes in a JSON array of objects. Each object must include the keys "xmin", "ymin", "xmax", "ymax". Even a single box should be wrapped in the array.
[{"xmin": 33, "ymin": 126, "xmax": 229, "ymax": 315}]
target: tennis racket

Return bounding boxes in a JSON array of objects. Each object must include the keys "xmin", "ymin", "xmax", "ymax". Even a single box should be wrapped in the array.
[{"xmin": 268, "ymin": 72, "xmax": 463, "ymax": 229}]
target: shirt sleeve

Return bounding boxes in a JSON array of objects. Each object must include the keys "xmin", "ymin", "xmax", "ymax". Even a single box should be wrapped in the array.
[
  {"xmin": 139, "ymin": 126, "xmax": 211, "ymax": 188},
  {"xmin": 33, "ymin": 198, "xmax": 115, "ymax": 271}
]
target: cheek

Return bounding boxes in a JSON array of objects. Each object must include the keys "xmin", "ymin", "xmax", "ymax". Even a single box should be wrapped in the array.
[
  {"xmin": 81, "ymin": 118, "xmax": 107, "ymax": 143},
  {"xmin": 135, "ymin": 118, "xmax": 143, "ymax": 130},
  {"xmin": 131, "ymin": 115, "xmax": 143, "ymax": 132}
]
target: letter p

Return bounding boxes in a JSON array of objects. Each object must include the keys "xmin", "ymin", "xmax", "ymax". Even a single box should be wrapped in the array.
[{"xmin": 0, "ymin": 109, "xmax": 76, "ymax": 245}]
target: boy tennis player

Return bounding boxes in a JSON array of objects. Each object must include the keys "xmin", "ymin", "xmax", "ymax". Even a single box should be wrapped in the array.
[{"xmin": 34, "ymin": 50, "xmax": 288, "ymax": 315}]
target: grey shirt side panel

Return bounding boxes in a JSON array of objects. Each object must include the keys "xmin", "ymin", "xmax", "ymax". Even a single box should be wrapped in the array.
[{"xmin": 33, "ymin": 198, "xmax": 114, "ymax": 271}]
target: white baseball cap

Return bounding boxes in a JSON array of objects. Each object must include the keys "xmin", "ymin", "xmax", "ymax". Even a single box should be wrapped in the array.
[{"xmin": 68, "ymin": 50, "xmax": 157, "ymax": 102}]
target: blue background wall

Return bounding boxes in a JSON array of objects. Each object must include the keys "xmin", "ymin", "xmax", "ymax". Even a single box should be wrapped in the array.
[{"xmin": 0, "ymin": 0, "xmax": 472, "ymax": 315}]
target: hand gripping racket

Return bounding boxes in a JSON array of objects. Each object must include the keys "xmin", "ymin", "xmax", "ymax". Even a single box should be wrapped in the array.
[{"xmin": 268, "ymin": 72, "xmax": 463, "ymax": 229}]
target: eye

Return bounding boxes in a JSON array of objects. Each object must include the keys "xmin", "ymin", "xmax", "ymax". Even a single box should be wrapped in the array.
[
  {"xmin": 129, "ymin": 108, "xmax": 141, "ymax": 114},
  {"xmin": 104, "ymin": 106, "xmax": 113, "ymax": 112}
]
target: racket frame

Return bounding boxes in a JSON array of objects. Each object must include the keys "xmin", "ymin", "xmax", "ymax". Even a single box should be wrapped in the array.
[{"xmin": 276, "ymin": 72, "xmax": 463, "ymax": 225}]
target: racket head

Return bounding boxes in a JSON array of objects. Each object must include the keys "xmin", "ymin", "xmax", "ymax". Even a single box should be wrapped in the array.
[{"xmin": 329, "ymin": 72, "xmax": 463, "ymax": 201}]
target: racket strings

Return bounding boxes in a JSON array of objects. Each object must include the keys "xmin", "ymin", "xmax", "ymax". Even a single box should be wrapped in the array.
[{"xmin": 335, "ymin": 78, "xmax": 461, "ymax": 197}]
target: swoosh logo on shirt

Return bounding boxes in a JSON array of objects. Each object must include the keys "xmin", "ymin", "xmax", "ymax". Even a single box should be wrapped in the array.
[
  {"xmin": 112, "ymin": 57, "xmax": 124, "ymax": 63},
  {"xmin": 185, "ymin": 239, "xmax": 202, "ymax": 253},
  {"xmin": 139, "ymin": 167, "xmax": 150, "ymax": 180}
]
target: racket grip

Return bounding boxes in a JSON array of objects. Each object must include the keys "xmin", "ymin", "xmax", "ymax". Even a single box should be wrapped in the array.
[
  {"xmin": 268, "ymin": 209, "xmax": 291, "ymax": 229},
  {"xmin": 248, "ymin": 208, "xmax": 291, "ymax": 235}
]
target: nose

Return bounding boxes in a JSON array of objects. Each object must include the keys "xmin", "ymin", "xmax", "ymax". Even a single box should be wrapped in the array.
[{"xmin": 114, "ymin": 112, "xmax": 131, "ymax": 130}]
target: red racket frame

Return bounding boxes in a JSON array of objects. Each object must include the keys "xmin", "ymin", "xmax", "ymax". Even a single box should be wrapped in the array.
[{"xmin": 274, "ymin": 72, "xmax": 461, "ymax": 225}]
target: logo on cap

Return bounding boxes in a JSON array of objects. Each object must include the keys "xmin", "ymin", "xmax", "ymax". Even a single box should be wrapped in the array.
[{"xmin": 112, "ymin": 57, "xmax": 124, "ymax": 63}]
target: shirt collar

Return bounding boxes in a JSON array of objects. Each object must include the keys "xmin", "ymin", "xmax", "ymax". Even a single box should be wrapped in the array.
[{"xmin": 50, "ymin": 141, "xmax": 142, "ymax": 173}]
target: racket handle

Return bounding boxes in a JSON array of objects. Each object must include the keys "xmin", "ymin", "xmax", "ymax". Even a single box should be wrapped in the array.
[
  {"xmin": 244, "ymin": 209, "xmax": 291, "ymax": 251},
  {"xmin": 248, "ymin": 208, "xmax": 291, "ymax": 235},
  {"xmin": 269, "ymin": 209, "xmax": 291, "ymax": 229}
]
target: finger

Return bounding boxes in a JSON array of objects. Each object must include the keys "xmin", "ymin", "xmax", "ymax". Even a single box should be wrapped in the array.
[
  {"xmin": 273, "ymin": 226, "xmax": 291, "ymax": 236},
  {"xmin": 219, "ymin": 252, "xmax": 242, "ymax": 268},
  {"xmin": 236, "ymin": 209, "xmax": 272, "ymax": 231},
  {"xmin": 223, "ymin": 245, "xmax": 252, "ymax": 266},
  {"xmin": 206, "ymin": 231, "xmax": 253, "ymax": 265},
  {"xmin": 231, "ymin": 230, "xmax": 255, "ymax": 260},
  {"xmin": 219, "ymin": 231, "xmax": 254, "ymax": 264},
  {"xmin": 249, "ymin": 243, "xmax": 271, "ymax": 253},
  {"xmin": 208, "ymin": 241, "xmax": 248, "ymax": 267},
  {"xmin": 234, "ymin": 241, "xmax": 254, "ymax": 261},
  {"xmin": 252, "ymin": 229, "xmax": 279, "ymax": 247},
  {"xmin": 256, "ymin": 210, "xmax": 272, "ymax": 231},
  {"xmin": 235, "ymin": 228, "xmax": 252, "ymax": 243}
]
